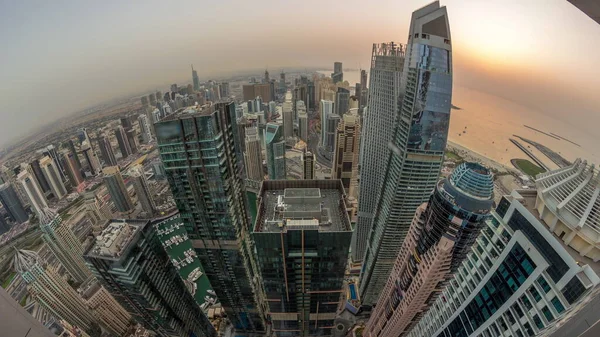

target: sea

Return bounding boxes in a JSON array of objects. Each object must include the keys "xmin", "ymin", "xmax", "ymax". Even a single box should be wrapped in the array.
[{"xmin": 318, "ymin": 70, "xmax": 600, "ymax": 169}]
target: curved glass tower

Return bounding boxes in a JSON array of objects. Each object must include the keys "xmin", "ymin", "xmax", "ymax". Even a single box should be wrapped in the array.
[
  {"xmin": 364, "ymin": 162, "xmax": 494, "ymax": 337},
  {"xmin": 359, "ymin": 1, "xmax": 454, "ymax": 304}
]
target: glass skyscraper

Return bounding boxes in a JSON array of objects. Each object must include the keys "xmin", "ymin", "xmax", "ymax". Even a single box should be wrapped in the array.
[
  {"xmin": 360, "ymin": 1, "xmax": 453, "ymax": 304},
  {"xmin": 352, "ymin": 42, "xmax": 405, "ymax": 262},
  {"xmin": 154, "ymin": 102, "xmax": 266, "ymax": 336},
  {"xmin": 265, "ymin": 122, "xmax": 286, "ymax": 180}
]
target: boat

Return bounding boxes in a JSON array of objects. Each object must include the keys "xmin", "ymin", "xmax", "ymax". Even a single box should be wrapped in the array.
[{"xmin": 188, "ymin": 267, "xmax": 203, "ymax": 282}]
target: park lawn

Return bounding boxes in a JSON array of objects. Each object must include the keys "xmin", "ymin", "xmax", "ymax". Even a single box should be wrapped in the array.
[
  {"xmin": 514, "ymin": 159, "xmax": 546, "ymax": 177},
  {"xmin": 444, "ymin": 151, "xmax": 461, "ymax": 161},
  {"xmin": 1, "ymin": 272, "xmax": 16, "ymax": 288}
]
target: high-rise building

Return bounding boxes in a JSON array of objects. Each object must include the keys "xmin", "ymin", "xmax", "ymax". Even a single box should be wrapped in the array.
[
  {"xmin": 282, "ymin": 101, "xmax": 294, "ymax": 140},
  {"xmin": 279, "ymin": 71, "xmax": 286, "ymax": 95},
  {"xmin": 79, "ymin": 278, "xmax": 132, "ymax": 337},
  {"xmin": 0, "ymin": 216, "xmax": 10, "ymax": 235},
  {"xmin": 39, "ymin": 209, "xmax": 92, "ymax": 284},
  {"xmin": 17, "ymin": 170, "xmax": 48, "ymax": 216},
  {"xmin": 220, "ymin": 82, "xmax": 230, "ymax": 98},
  {"xmin": 407, "ymin": 188, "xmax": 600, "ymax": 337},
  {"xmin": 103, "ymin": 166, "xmax": 134, "ymax": 214},
  {"xmin": 128, "ymin": 165, "xmax": 155, "ymax": 215},
  {"xmin": 332, "ymin": 61, "xmax": 343, "ymax": 83},
  {"xmin": 42, "ymin": 145, "xmax": 67, "ymax": 181},
  {"xmin": 243, "ymin": 83, "xmax": 271, "ymax": 102},
  {"xmin": 0, "ymin": 285, "xmax": 57, "ymax": 337},
  {"xmin": 364, "ymin": 163, "xmax": 494, "ymax": 336},
  {"xmin": 253, "ymin": 180, "xmax": 352, "ymax": 336},
  {"xmin": 154, "ymin": 103, "xmax": 266, "ymax": 335},
  {"xmin": 121, "ymin": 116, "xmax": 133, "ymax": 130},
  {"xmin": 66, "ymin": 139, "xmax": 83, "ymax": 171},
  {"xmin": 61, "ymin": 151, "xmax": 85, "ymax": 187},
  {"xmin": 320, "ymin": 99, "xmax": 335, "ymax": 151},
  {"xmin": 81, "ymin": 140, "xmax": 101, "ymax": 176},
  {"xmin": 13, "ymin": 250, "xmax": 95, "ymax": 332},
  {"xmin": 192, "ymin": 64, "xmax": 200, "ymax": 91},
  {"xmin": 332, "ymin": 105, "xmax": 360, "ymax": 198},
  {"xmin": 352, "ymin": 42, "xmax": 404, "ymax": 263},
  {"xmin": 244, "ymin": 127, "xmax": 264, "ymax": 181},
  {"xmin": 39, "ymin": 156, "xmax": 68, "ymax": 199},
  {"xmin": 114, "ymin": 126, "xmax": 132, "ymax": 159},
  {"xmin": 264, "ymin": 69, "xmax": 270, "ymax": 82},
  {"xmin": 359, "ymin": 2, "xmax": 453, "ymax": 304},
  {"xmin": 265, "ymin": 122, "xmax": 286, "ymax": 180},
  {"xmin": 138, "ymin": 114, "xmax": 153, "ymax": 144},
  {"xmin": 324, "ymin": 113, "xmax": 340, "ymax": 154},
  {"xmin": 148, "ymin": 93, "xmax": 156, "ymax": 106},
  {"xmin": 141, "ymin": 95, "xmax": 149, "ymax": 107},
  {"xmin": 30, "ymin": 158, "xmax": 51, "ymax": 195},
  {"xmin": 302, "ymin": 151, "xmax": 315, "ymax": 180},
  {"xmin": 335, "ymin": 87, "xmax": 350, "ymax": 115},
  {"xmin": 298, "ymin": 109, "xmax": 308, "ymax": 142},
  {"xmin": 360, "ymin": 69, "xmax": 368, "ymax": 108},
  {"xmin": 0, "ymin": 182, "xmax": 28, "ymax": 223},
  {"xmin": 85, "ymin": 220, "xmax": 217, "ymax": 337},
  {"xmin": 98, "ymin": 134, "xmax": 118, "ymax": 167},
  {"xmin": 126, "ymin": 129, "xmax": 139, "ymax": 154}
]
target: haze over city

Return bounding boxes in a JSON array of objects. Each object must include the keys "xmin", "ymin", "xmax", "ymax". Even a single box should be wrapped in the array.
[{"xmin": 1, "ymin": 0, "xmax": 599, "ymax": 147}]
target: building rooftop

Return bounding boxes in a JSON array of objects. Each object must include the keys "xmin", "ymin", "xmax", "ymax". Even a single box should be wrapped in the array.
[
  {"xmin": 87, "ymin": 220, "xmax": 144, "ymax": 260},
  {"xmin": 507, "ymin": 189, "xmax": 600, "ymax": 274},
  {"xmin": 535, "ymin": 158, "xmax": 600, "ymax": 233},
  {"xmin": 161, "ymin": 102, "xmax": 216, "ymax": 121},
  {"xmin": 254, "ymin": 180, "xmax": 351, "ymax": 233}
]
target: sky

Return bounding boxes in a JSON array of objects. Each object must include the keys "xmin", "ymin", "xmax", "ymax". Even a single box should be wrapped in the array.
[{"xmin": 0, "ymin": 0, "xmax": 599, "ymax": 147}]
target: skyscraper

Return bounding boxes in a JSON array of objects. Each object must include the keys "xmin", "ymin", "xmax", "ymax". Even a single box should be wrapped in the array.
[
  {"xmin": 17, "ymin": 170, "xmax": 48, "ymax": 216},
  {"xmin": 265, "ymin": 122, "xmax": 286, "ymax": 180},
  {"xmin": 253, "ymin": 180, "xmax": 352, "ymax": 337},
  {"xmin": 42, "ymin": 145, "xmax": 67, "ymax": 181},
  {"xmin": 298, "ymin": 108, "xmax": 308, "ymax": 142},
  {"xmin": 243, "ymin": 83, "xmax": 271, "ymax": 102},
  {"xmin": 154, "ymin": 102, "xmax": 266, "ymax": 335},
  {"xmin": 79, "ymin": 278, "xmax": 132, "ymax": 337},
  {"xmin": 39, "ymin": 209, "xmax": 93, "ymax": 284},
  {"xmin": 352, "ymin": 42, "xmax": 405, "ymax": 263},
  {"xmin": 192, "ymin": 65, "xmax": 200, "ymax": 91},
  {"xmin": 85, "ymin": 219, "xmax": 217, "ymax": 337},
  {"xmin": 407, "ymin": 188, "xmax": 600, "ymax": 337},
  {"xmin": 279, "ymin": 71, "xmax": 286, "ymax": 95},
  {"xmin": 360, "ymin": 69, "xmax": 368, "ymax": 109},
  {"xmin": 30, "ymin": 158, "xmax": 51, "ymax": 195},
  {"xmin": 13, "ymin": 250, "xmax": 95, "ymax": 332},
  {"xmin": 0, "ymin": 182, "xmax": 28, "ymax": 223},
  {"xmin": 282, "ymin": 100, "xmax": 294, "ymax": 140},
  {"xmin": 220, "ymin": 82, "xmax": 230, "ymax": 98},
  {"xmin": 244, "ymin": 127, "xmax": 264, "ymax": 181},
  {"xmin": 66, "ymin": 138, "xmax": 83, "ymax": 171},
  {"xmin": 81, "ymin": 140, "xmax": 101, "ymax": 175},
  {"xmin": 335, "ymin": 87, "xmax": 350, "ymax": 115},
  {"xmin": 360, "ymin": 2, "xmax": 452, "ymax": 304},
  {"xmin": 332, "ymin": 61, "xmax": 343, "ymax": 83},
  {"xmin": 103, "ymin": 166, "xmax": 134, "ymax": 214},
  {"xmin": 98, "ymin": 134, "xmax": 118, "ymax": 167},
  {"xmin": 128, "ymin": 165, "xmax": 155, "ymax": 215},
  {"xmin": 61, "ymin": 151, "xmax": 85, "ymax": 187},
  {"xmin": 364, "ymin": 163, "xmax": 494, "ymax": 336},
  {"xmin": 302, "ymin": 151, "xmax": 316, "ymax": 180},
  {"xmin": 332, "ymin": 105, "xmax": 360, "ymax": 198},
  {"xmin": 324, "ymin": 113, "xmax": 340, "ymax": 154},
  {"xmin": 114, "ymin": 126, "xmax": 132, "ymax": 158},
  {"xmin": 39, "ymin": 156, "xmax": 68, "ymax": 199},
  {"xmin": 126, "ymin": 128, "xmax": 139, "ymax": 154},
  {"xmin": 320, "ymin": 99, "xmax": 335, "ymax": 152},
  {"xmin": 141, "ymin": 95, "xmax": 149, "ymax": 107},
  {"xmin": 138, "ymin": 114, "xmax": 154, "ymax": 143}
]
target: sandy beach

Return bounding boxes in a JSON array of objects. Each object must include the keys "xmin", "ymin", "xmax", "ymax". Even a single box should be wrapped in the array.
[{"xmin": 447, "ymin": 141, "xmax": 515, "ymax": 173}]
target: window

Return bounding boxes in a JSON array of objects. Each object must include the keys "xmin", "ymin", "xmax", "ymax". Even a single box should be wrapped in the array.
[
  {"xmin": 532, "ymin": 314, "xmax": 544, "ymax": 329},
  {"xmin": 537, "ymin": 276, "xmax": 551, "ymax": 293},
  {"xmin": 512, "ymin": 303, "xmax": 524, "ymax": 317},
  {"xmin": 562, "ymin": 276, "xmax": 586, "ymax": 304},
  {"xmin": 541, "ymin": 306, "xmax": 554, "ymax": 322},
  {"xmin": 551, "ymin": 296, "xmax": 565, "ymax": 314},
  {"xmin": 506, "ymin": 210, "xmax": 569, "ymax": 282},
  {"xmin": 529, "ymin": 286, "xmax": 542, "ymax": 302},
  {"xmin": 506, "ymin": 310, "xmax": 516, "ymax": 325},
  {"xmin": 496, "ymin": 197, "xmax": 511, "ymax": 218},
  {"xmin": 521, "ymin": 295, "xmax": 532, "ymax": 310},
  {"xmin": 523, "ymin": 322, "xmax": 534, "ymax": 336}
]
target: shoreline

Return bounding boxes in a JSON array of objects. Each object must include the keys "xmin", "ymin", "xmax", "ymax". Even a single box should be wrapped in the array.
[{"xmin": 447, "ymin": 141, "xmax": 515, "ymax": 173}]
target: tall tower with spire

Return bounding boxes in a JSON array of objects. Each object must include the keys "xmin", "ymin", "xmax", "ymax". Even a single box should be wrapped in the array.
[
  {"xmin": 39, "ymin": 208, "xmax": 93, "ymax": 284},
  {"xmin": 192, "ymin": 64, "xmax": 200, "ymax": 91},
  {"xmin": 13, "ymin": 249, "xmax": 95, "ymax": 332}
]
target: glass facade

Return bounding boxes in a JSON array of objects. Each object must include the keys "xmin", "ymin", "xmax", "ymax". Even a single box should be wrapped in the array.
[
  {"xmin": 437, "ymin": 243, "xmax": 536, "ymax": 337},
  {"xmin": 562, "ymin": 276, "xmax": 586, "ymax": 304},
  {"xmin": 155, "ymin": 103, "xmax": 265, "ymax": 335},
  {"xmin": 505, "ymin": 209, "xmax": 569, "ymax": 283}
]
